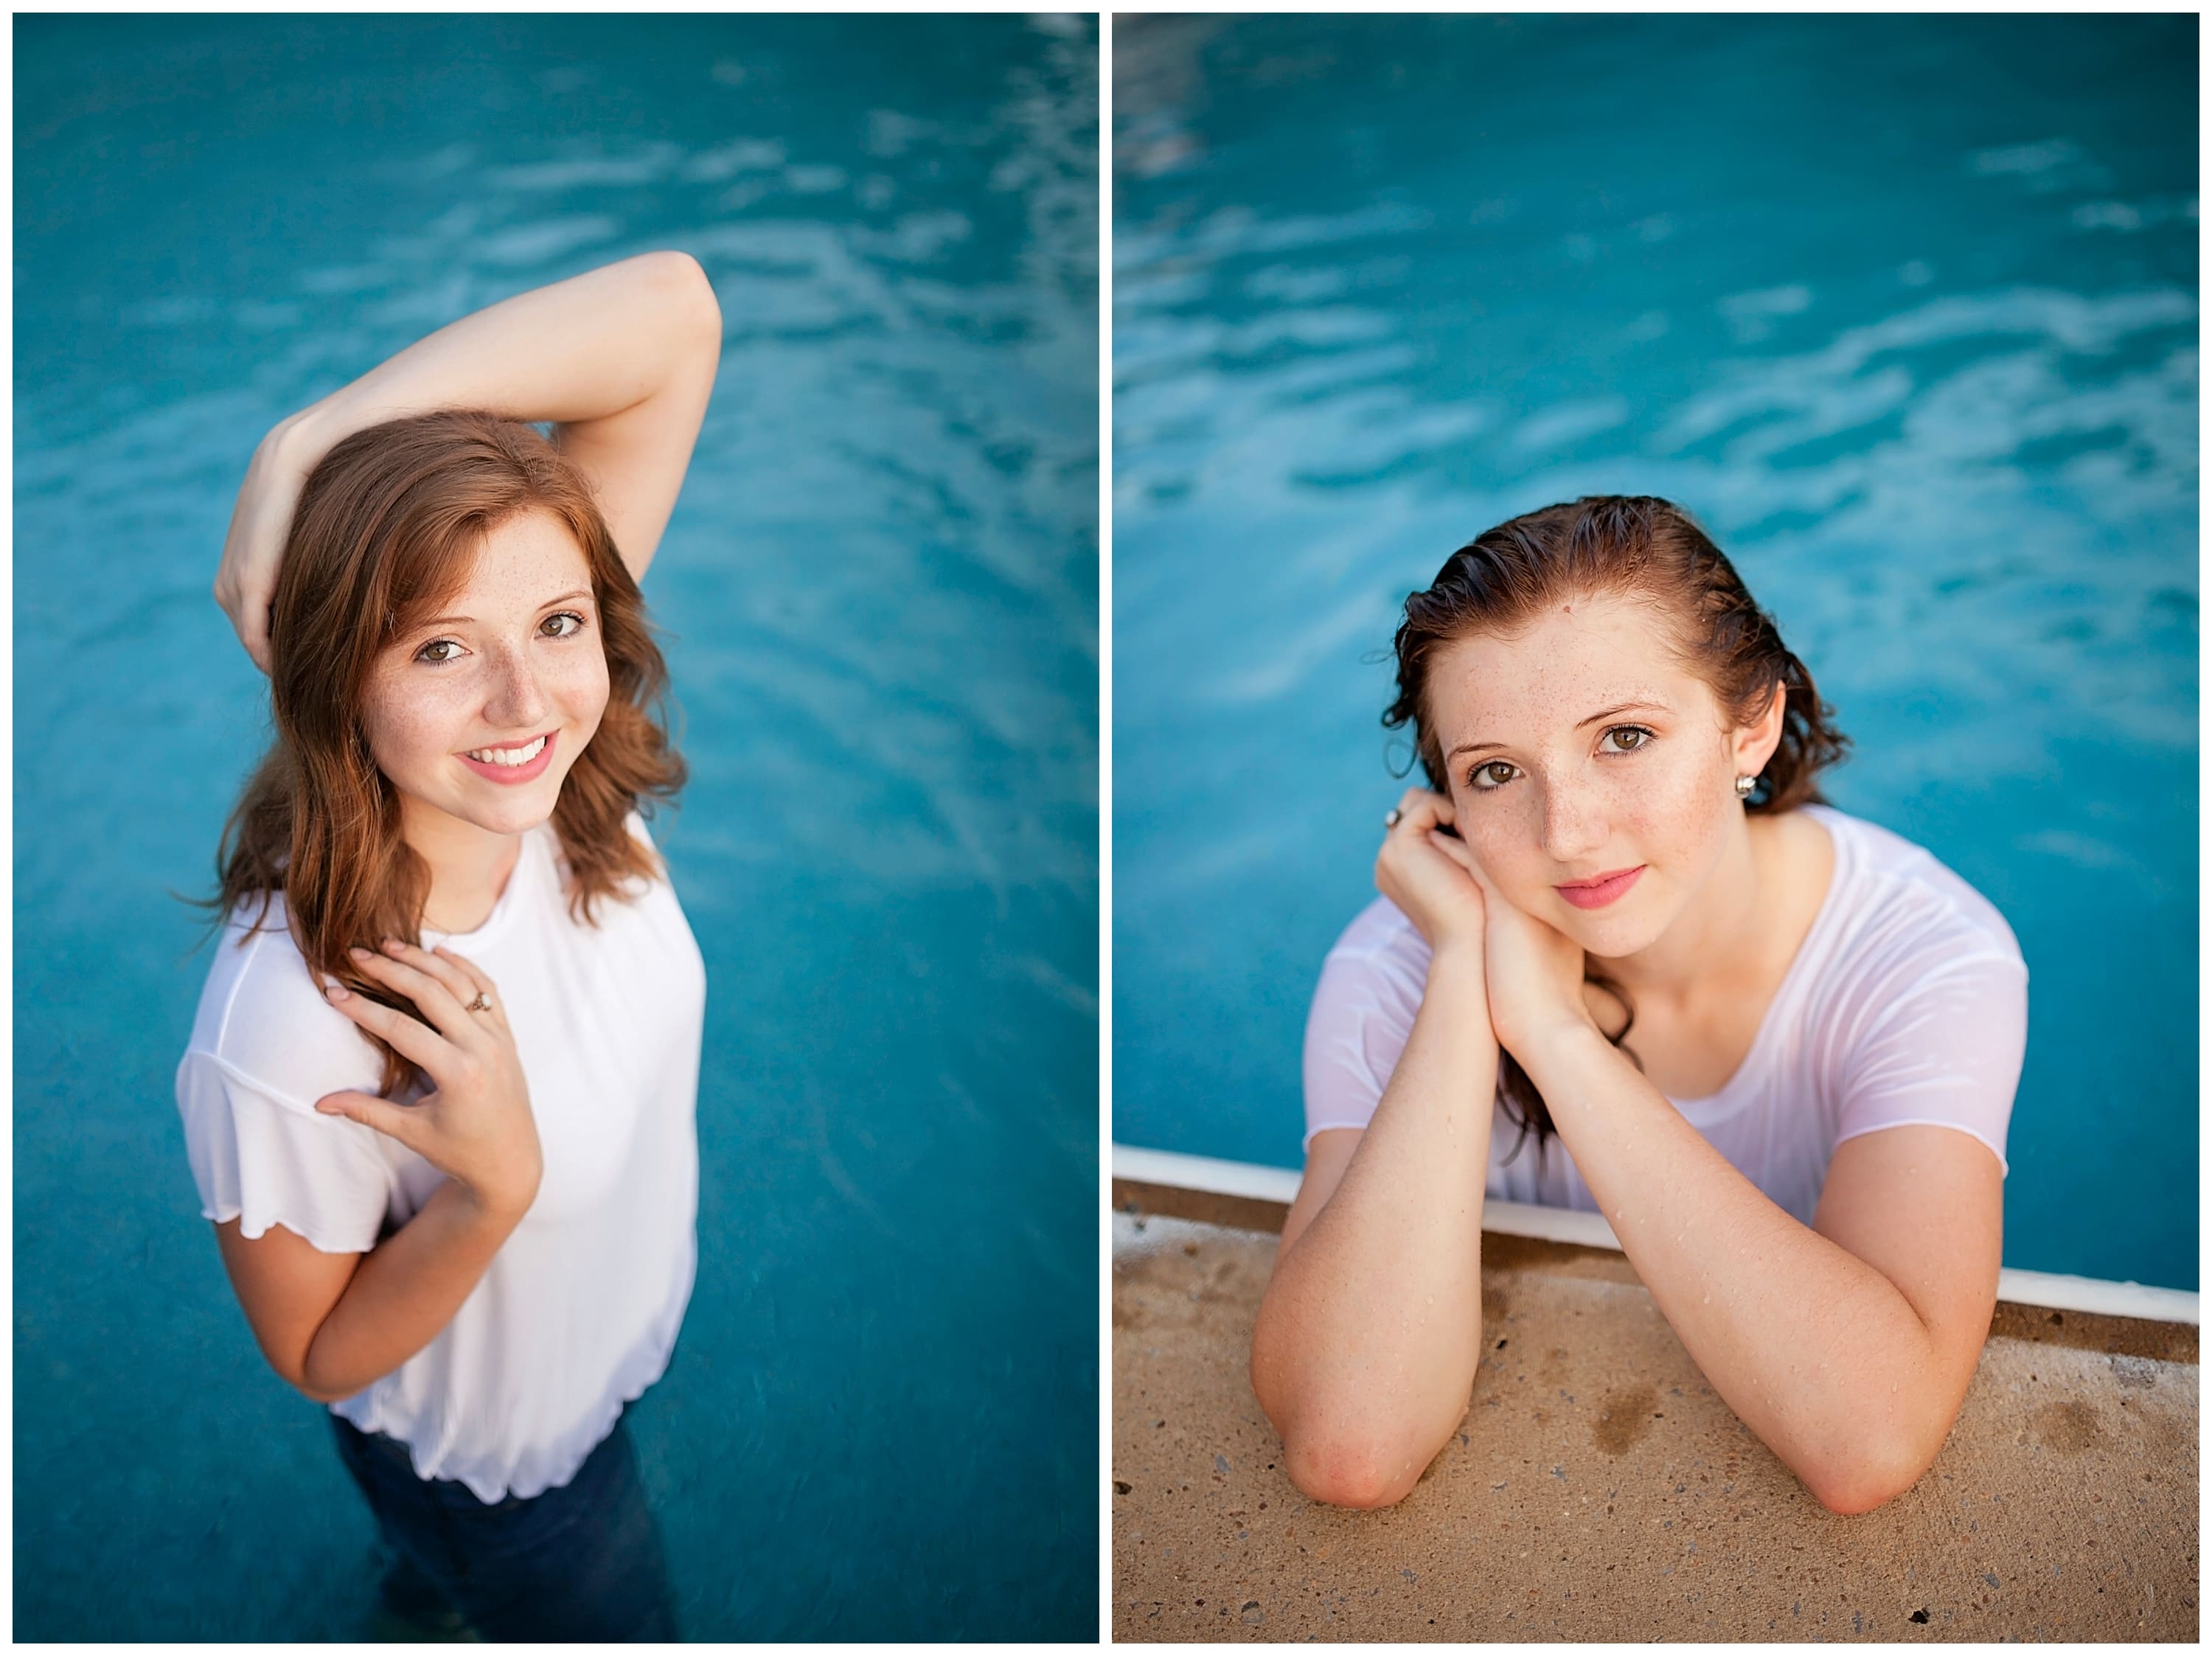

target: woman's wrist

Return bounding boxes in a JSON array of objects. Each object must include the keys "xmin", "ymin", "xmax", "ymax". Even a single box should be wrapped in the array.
[
  {"xmin": 262, "ymin": 399, "xmax": 344, "ymax": 484},
  {"xmin": 455, "ymin": 1173, "xmax": 538, "ymax": 1229},
  {"xmin": 1423, "ymin": 942, "xmax": 1500, "ymax": 1066},
  {"xmin": 1424, "ymin": 936, "xmax": 1489, "ymax": 995},
  {"xmin": 1512, "ymin": 1015, "xmax": 1623, "ymax": 1102}
]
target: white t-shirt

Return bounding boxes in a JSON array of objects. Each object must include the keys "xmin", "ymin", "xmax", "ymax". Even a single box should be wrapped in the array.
[
  {"xmin": 176, "ymin": 813, "xmax": 706, "ymax": 1502},
  {"xmin": 1303, "ymin": 805, "xmax": 2028, "ymax": 1226}
]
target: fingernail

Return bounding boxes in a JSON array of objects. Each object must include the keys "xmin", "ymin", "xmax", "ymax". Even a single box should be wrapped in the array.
[
  {"xmin": 325, "ymin": 984, "xmax": 352, "ymax": 1001},
  {"xmin": 348, "ymin": 946, "xmax": 372, "ymax": 959},
  {"xmin": 382, "ymin": 938, "xmax": 406, "ymax": 953}
]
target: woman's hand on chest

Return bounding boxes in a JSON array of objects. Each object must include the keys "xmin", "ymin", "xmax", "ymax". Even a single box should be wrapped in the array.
[{"xmin": 313, "ymin": 940, "xmax": 544, "ymax": 1222}]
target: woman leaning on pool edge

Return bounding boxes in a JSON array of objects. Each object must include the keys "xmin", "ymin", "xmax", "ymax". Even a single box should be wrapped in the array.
[
  {"xmin": 1251, "ymin": 497, "xmax": 2028, "ymax": 1517},
  {"xmin": 178, "ymin": 252, "xmax": 719, "ymax": 1638}
]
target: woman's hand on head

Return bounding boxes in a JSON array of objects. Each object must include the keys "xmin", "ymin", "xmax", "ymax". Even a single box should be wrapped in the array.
[
  {"xmin": 1426, "ymin": 833, "xmax": 1597, "ymax": 1059},
  {"xmin": 313, "ymin": 942, "xmax": 543, "ymax": 1222},
  {"xmin": 214, "ymin": 411, "xmax": 327, "ymax": 675},
  {"xmin": 1374, "ymin": 787, "xmax": 1490, "ymax": 961}
]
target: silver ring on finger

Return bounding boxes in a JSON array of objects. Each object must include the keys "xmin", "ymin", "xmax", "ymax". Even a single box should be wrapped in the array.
[
  {"xmin": 1384, "ymin": 807, "xmax": 1404, "ymax": 829},
  {"xmin": 464, "ymin": 991, "xmax": 493, "ymax": 1014}
]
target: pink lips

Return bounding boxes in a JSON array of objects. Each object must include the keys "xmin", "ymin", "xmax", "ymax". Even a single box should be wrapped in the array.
[
  {"xmin": 456, "ymin": 730, "xmax": 558, "ymax": 785},
  {"xmin": 1554, "ymin": 864, "xmax": 1645, "ymax": 910}
]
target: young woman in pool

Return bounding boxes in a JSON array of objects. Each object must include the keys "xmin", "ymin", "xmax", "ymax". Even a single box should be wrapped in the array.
[
  {"xmin": 1251, "ymin": 495, "xmax": 2027, "ymax": 1517},
  {"xmin": 177, "ymin": 251, "xmax": 720, "ymax": 1639}
]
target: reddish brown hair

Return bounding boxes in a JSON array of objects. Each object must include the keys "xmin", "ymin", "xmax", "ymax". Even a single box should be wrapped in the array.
[
  {"xmin": 1384, "ymin": 495, "xmax": 1849, "ymax": 1158},
  {"xmin": 209, "ymin": 410, "xmax": 685, "ymax": 1096}
]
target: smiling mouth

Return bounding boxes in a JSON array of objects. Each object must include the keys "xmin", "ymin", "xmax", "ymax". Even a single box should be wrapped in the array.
[
  {"xmin": 462, "ymin": 733, "xmax": 552, "ymax": 767},
  {"xmin": 1554, "ymin": 865, "xmax": 1646, "ymax": 910}
]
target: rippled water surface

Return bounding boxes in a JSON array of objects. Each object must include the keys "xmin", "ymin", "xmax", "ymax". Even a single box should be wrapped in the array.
[
  {"xmin": 17, "ymin": 15, "xmax": 1096, "ymax": 1640},
  {"xmin": 1113, "ymin": 15, "xmax": 2194, "ymax": 1288}
]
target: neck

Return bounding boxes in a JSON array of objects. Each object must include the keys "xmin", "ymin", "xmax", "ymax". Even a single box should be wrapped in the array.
[
  {"xmin": 1594, "ymin": 810, "xmax": 1770, "ymax": 998},
  {"xmin": 397, "ymin": 797, "xmax": 526, "ymax": 935}
]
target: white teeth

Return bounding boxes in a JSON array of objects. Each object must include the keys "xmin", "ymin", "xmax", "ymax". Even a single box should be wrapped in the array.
[{"xmin": 466, "ymin": 735, "xmax": 547, "ymax": 767}]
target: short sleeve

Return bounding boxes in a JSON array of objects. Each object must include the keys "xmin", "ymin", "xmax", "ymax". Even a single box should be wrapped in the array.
[
  {"xmin": 1301, "ymin": 901, "xmax": 1430, "ymax": 1150},
  {"xmin": 1832, "ymin": 948, "xmax": 2028, "ymax": 1175},
  {"xmin": 175, "ymin": 1050, "xmax": 395, "ymax": 1254}
]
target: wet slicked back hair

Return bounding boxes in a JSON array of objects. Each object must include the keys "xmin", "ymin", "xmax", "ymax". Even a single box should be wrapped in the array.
[{"xmin": 1383, "ymin": 495, "xmax": 1848, "ymax": 1160}]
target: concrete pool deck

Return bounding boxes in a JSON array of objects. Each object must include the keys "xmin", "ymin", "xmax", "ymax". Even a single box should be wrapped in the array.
[{"xmin": 1111, "ymin": 1177, "xmax": 2197, "ymax": 1643}]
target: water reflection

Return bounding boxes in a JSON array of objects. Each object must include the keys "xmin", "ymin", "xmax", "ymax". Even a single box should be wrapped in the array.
[
  {"xmin": 1112, "ymin": 13, "xmax": 2195, "ymax": 1289},
  {"xmin": 18, "ymin": 13, "xmax": 1096, "ymax": 1641}
]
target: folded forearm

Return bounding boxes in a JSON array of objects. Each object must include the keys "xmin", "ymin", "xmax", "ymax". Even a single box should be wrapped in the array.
[
  {"xmin": 282, "ymin": 251, "xmax": 717, "ymax": 459},
  {"xmin": 1525, "ymin": 1026, "xmax": 1947, "ymax": 1497},
  {"xmin": 299, "ymin": 1179, "xmax": 523, "ymax": 1402},
  {"xmin": 1253, "ymin": 951, "xmax": 1498, "ymax": 1495}
]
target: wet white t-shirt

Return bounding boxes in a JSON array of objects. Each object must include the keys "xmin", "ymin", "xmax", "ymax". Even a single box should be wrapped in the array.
[
  {"xmin": 1303, "ymin": 805, "xmax": 2027, "ymax": 1225},
  {"xmin": 176, "ymin": 813, "xmax": 705, "ymax": 1502}
]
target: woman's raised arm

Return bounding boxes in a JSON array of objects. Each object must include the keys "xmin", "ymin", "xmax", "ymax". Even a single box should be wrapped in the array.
[{"xmin": 217, "ymin": 250, "xmax": 723, "ymax": 670}]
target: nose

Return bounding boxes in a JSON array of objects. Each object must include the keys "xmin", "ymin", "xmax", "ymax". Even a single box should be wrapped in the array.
[
  {"xmin": 481, "ymin": 643, "xmax": 549, "ymax": 731},
  {"xmin": 1537, "ymin": 770, "xmax": 1607, "ymax": 866}
]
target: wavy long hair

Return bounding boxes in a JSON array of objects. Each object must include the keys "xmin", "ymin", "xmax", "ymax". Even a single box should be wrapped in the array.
[
  {"xmin": 1383, "ymin": 495, "xmax": 1849, "ymax": 1161},
  {"xmin": 206, "ymin": 410, "xmax": 686, "ymax": 1096}
]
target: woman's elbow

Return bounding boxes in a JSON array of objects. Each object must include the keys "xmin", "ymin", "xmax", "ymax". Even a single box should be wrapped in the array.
[
  {"xmin": 1801, "ymin": 1437, "xmax": 1933, "ymax": 1516},
  {"xmin": 288, "ymin": 1361, "xmax": 359, "ymax": 1407},
  {"xmin": 289, "ymin": 1343, "xmax": 372, "ymax": 1405},
  {"xmin": 239, "ymin": 1332, "xmax": 349, "ymax": 1405},
  {"xmin": 1281, "ymin": 1432, "xmax": 1425, "ymax": 1511},
  {"xmin": 650, "ymin": 250, "xmax": 723, "ymax": 344},
  {"xmin": 1248, "ymin": 1306, "xmax": 1456, "ymax": 1509}
]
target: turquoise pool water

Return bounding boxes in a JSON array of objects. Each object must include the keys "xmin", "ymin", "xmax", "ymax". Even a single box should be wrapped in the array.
[
  {"xmin": 17, "ymin": 15, "xmax": 1096, "ymax": 1641},
  {"xmin": 1112, "ymin": 15, "xmax": 2195, "ymax": 1290}
]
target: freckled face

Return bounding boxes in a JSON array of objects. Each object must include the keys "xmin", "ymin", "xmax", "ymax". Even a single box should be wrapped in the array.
[
  {"xmin": 359, "ymin": 509, "xmax": 611, "ymax": 841},
  {"xmin": 1426, "ymin": 594, "xmax": 1749, "ymax": 958}
]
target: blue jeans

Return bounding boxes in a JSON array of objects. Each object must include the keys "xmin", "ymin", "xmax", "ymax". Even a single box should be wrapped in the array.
[{"xmin": 330, "ymin": 1411, "xmax": 679, "ymax": 1642}]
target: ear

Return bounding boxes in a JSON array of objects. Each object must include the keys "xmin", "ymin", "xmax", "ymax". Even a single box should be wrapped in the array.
[{"xmin": 1731, "ymin": 678, "xmax": 1788, "ymax": 779}]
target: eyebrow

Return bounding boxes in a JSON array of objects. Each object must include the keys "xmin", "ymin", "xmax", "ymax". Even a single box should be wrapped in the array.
[
  {"xmin": 413, "ymin": 590, "xmax": 595, "ymax": 629},
  {"xmin": 1446, "ymin": 699, "xmax": 1671, "ymax": 761}
]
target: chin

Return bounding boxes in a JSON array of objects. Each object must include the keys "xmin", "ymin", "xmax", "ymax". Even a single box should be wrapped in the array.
[
  {"xmin": 453, "ymin": 782, "xmax": 564, "ymax": 838},
  {"xmin": 1549, "ymin": 886, "xmax": 1677, "ymax": 961}
]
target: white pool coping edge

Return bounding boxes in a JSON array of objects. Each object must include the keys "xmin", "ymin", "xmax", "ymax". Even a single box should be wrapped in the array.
[{"xmin": 1113, "ymin": 1143, "xmax": 2199, "ymax": 1328}]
